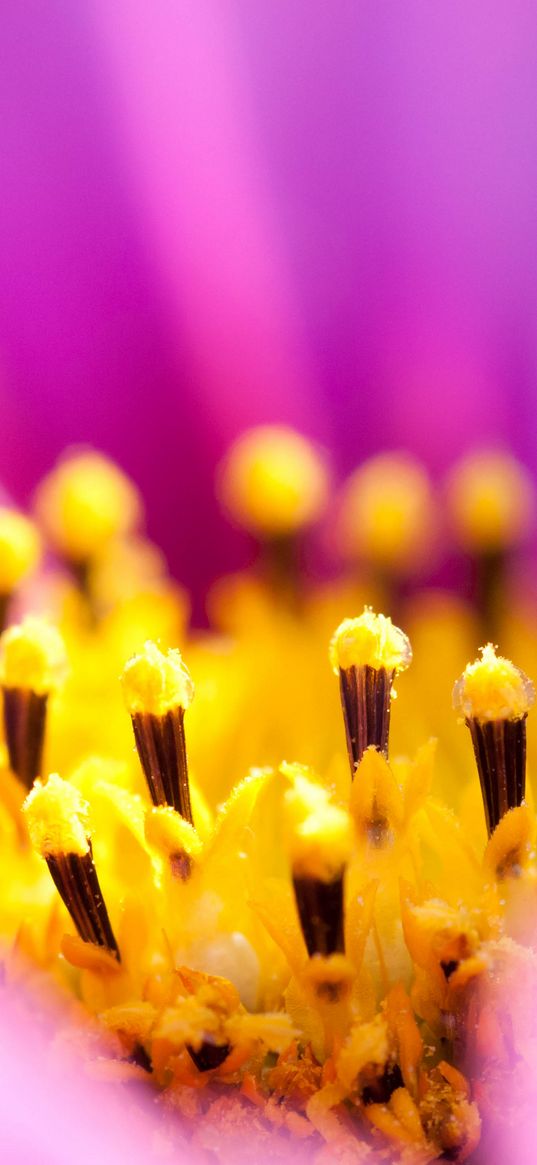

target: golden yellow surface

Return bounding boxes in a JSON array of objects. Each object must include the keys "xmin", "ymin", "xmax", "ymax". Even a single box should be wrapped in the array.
[{"xmin": 121, "ymin": 640, "xmax": 194, "ymax": 715}]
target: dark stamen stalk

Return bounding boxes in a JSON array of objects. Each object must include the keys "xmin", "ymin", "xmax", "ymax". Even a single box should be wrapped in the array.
[
  {"xmin": 292, "ymin": 873, "xmax": 345, "ymax": 957},
  {"xmin": 131, "ymin": 709, "xmax": 193, "ymax": 823},
  {"xmin": 339, "ymin": 664, "xmax": 394, "ymax": 774},
  {"xmin": 3, "ymin": 687, "xmax": 48, "ymax": 789},
  {"xmin": 466, "ymin": 715, "xmax": 526, "ymax": 838},
  {"xmin": 46, "ymin": 844, "xmax": 120, "ymax": 959}
]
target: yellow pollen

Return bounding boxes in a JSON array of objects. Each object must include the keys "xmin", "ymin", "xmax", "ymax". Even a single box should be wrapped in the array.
[
  {"xmin": 0, "ymin": 509, "xmax": 41, "ymax": 593},
  {"xmin": 0, "ymin": 617, "xmax": 68, "ymax": 694},
  {"xmin": 121, "ymin": 640, "xmax": 194, "ymax": 716},
  {"xmin": 284, "ymin": 773, "xmax": 353, "ymax": 882},
  {"xmin": 34, "ymin": 449, "xmax": 142, "ymax": 562},
  {"xmin": 453, "ymin": 644, "xmax": 535, "ymax": 723},
  {"xmin": 446, "ymin": 450, "xmax": 534, "ymax": 551},
  {"xmin": 217, "ymin": 425, "xmax": 330, "ymax": 536},
  {"xmin": 145, "ymin": 806, "xmax": 202, "ymax": 859},
  {"xmin": 329, "ymin": 609, "xmax": 412, "ymax": 674},
  {"xmin": 23, "ymin": 773, "xmax": 90, "ymax": 857}
]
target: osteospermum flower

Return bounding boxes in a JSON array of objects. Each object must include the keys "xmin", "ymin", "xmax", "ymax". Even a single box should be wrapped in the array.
[{"xmin": 2, "ymin": 433, "xmax": 537, "ymax": 1162}]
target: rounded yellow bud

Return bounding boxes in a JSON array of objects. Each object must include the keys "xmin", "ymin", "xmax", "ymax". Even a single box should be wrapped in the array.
[
  {"xmin": 446, "ymin": 450, "xmax": 534, "ymax": 552},
  {"xmin": 329, "ymin": 609, "xmax": 412, "ymax": 674},
  {"xmin": 217, "ymin": 425, "xmax": 330, "ymax": 536},
  {"xmin": 453, "ymin": 644, "xmax": 535, "ymax": 723},
  {"xmin": 121, "ymin": 640, "xmax": 194, "ymax": 716},
  {"xmin": 34, "ymin": 450, "xmax": 142, "ymax": 562},
  {"xmin": 23, "ymin": 773, "xmax": 90, "ymax": 858},
  {"xmin": 337, "ymin": 453, "xmax": 436, "ymax": 574},
  {"xmin": 0, "ymin": 616, "xmax": 68, "ymax": 694},
  {"xmin": 0, "ymin": 509, "xmax": 41, "ymax": 593}
]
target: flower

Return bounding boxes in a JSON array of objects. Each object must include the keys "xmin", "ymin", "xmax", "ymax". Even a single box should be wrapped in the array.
[{"xmin": 1, "ymin": 434, "xmax": 537, "ymax": 1162}]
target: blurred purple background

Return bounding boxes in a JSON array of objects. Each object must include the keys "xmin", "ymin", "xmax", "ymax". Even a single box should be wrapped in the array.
[{"xmin": 1, "ymin": 1, "xmax": 537, "ymax": 601}]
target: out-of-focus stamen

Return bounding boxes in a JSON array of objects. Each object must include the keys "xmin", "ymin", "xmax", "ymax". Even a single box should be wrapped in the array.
[
  {"xmin": 453, "ymin": 644, "xmax": 535, "ymax": 836},
  {"xmin": 23, "ymin": 773, "xmax": 119, "ymax": 958},
  {"xmin": 0, "ymin": 509, "xmax": 41, "ymax": 630},
  {"xmin": 0, "ymin": 617, "xmax": 67, "ymax": 789},
  {"xmin": 284, "ymin": 772, "xmax": 352, "ymax": 957},
  {"xmin": 330, "ymin": 609, "xmax": 412, "ymax": 774},
  {"xmin": 121, "ymin": 641, "xmax": 194, "ymax": 822},
  {"xmin": 33, "ymin": 450, "xmax": 142, "ymax": 573}
]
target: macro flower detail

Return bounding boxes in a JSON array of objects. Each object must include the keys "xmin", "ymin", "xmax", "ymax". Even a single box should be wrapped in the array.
[{"xmin": 1, "ymin": 435, "xmax": 537, "ymax": 1162}]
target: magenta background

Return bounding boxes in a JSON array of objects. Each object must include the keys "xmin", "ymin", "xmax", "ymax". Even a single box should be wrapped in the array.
[{"xmin": 1, "ymin": 2, "xmax": 537, "ymax": 603}]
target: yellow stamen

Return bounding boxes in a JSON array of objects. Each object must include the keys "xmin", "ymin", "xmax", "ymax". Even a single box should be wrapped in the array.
[
  {"xmin": 121, "ymin": 641, "xmax": 194, "ymax": 716},
  {"xmin": 217, "ymin": 425, "xmax": 329, "ymax": 536},
  {"xmin": 329, "ymin": 609, "xmax": 412, "ymax": 675},
  {"xmin": 23, "ymin": 773, "xmax": 90, "ymax": 858},
  {"xmin": 453, "ymin": 644, "xmax": 535, "ymax": 723},
  {"xmin": 446, "ymin": 449, "xmax": 534, "ymax": 551},
  {"xmin": 34, "ymin": 449, "xmax": 142, "ymax": 563},
  {"xmin": 284, "ymin": 774, "xmax": 353, "ymax": 883},
  {"xmin": 337, "ymin": 453, "xmax": 436, "ymax": 573},
  {"xmin": 0, "ymin": 616, "xmax": 67, "ymax": 695},
  {"xmin": 0, "ymin": 508, "xmax": 41, "ymax": 594}
]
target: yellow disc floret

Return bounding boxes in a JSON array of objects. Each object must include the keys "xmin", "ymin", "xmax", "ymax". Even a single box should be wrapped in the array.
[
  {"xmin": 337, "ymin": 453, "xmax": 436, "ymax": 573},
  {"xmin": 34, "ymin": 449, "xmax": 142, "ymax": 562},
  {"xmin": 329, "ymin": 609, "xmax": 412, "ymax": 675},
  {"xmin": 0, "ymin": 617, "xmax": 68, "ymax": 694},
  {"xmin": 23, "ymin": 773, "xmax": 90, "ymax": 857},
  {"xmin": 217, "ymin": 425, "xmax": 330, "ymax": 536},
  {"xmin": 0, "ymin": 509, "xmax": 41, "ymax": 593},
  {"xmin": 446, "ymin": 450, "xmax": 534, "ymax": 551},
  {"xmin": 121, "ymin": 641, "xmax": 194, "ymax": 716},
  {"xmin": 453, "ymin": 644, "xmax": 535, "ymax": 723},
  {"xmin": 284, "ymin": 773, "xmax": 353, "ymax": 882}
]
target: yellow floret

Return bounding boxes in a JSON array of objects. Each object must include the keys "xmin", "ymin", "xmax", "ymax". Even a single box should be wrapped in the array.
[
  {"xmin": 284, "ymin": 773, "xmax": 353, "ymax": 882},
  {"xmin": 121, "ymin": 640, "xmax": 194, "ymax": 715},
  {"xmin": 144, "ymin": 806, "xmax": 202, "ymax": 859},
  {"xmin": 34, "ymin": 449, "xmax": 142, "ymax": 562},
  {"xmin": 329, "ymin": 609, "xmax": 412, "ymax": 674},
  {"xmin": 446, "ymin": 450, "xmax": 534, "ymax": 551},
  {"xmin": 217, "ymin": 425, "xmax": 330, "ymax": 536},
  {"xmin": 23, "ymin": 773, "xmax": 90, "ymax": 857},
  {"xmin": 0, "ymin": 509, "xmax": 41, "ymax": 593},
  {"xmin": 0, "ymin": 616, "xmax": 67, "ymax": 694},
  {"xmin": 453, "ymin": 644, "xmax": 535, "ymax": 723},
  {"xmin": 337, "ymin": 453, "xmax": 436, "ymax": 573}
]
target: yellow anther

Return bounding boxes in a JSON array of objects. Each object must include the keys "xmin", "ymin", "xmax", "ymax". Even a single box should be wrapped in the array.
[
  {"xmin": 284, "ymin": 773, "xmax": 353, "ymax": 882},
  {"xmin": 337, "ymin": 453, "xmax": 435, "ymax": 573},
  {"xmin": 0, "ymin": 617, "xmax": 67, "ymax": 694},
  {"xmin": 121, "ymin": 641, "xmax": 194, "ymax": 716},
  {"xmin": 217, "ymin": 425, "xmax": 329, "ymax": 536},
  {"xmin": 329, "ymin": 609, "xmax": 412, "ymax": 675},
  {"xmin": 446, "ymin": 450, "xmax": 534, "ymax": 552},
  {"xmin": 453, "ymin": 644, "xmax": 535, "ymax": 723},
  {"xmin": 23, "ymin": 773, "xmax": 90, "ymax": 858},
  {"xmin": 0, "ymin": 509, "xmax": 41, "ymax": 593},
  {"xmin": 34, "ymin": 449, "xmax": 142, "ymax": 562}
]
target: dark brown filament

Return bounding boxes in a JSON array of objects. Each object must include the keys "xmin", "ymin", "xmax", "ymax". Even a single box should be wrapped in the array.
[
  {"xmin": 292, "ymin": 872, "xmax": 345, "ymax": 957},
  {"xmin": 131, "ymin": 708, "xmax": 193, "ymax": 823},
  {"xmin": 339, "ymin": 664, "xmax": 394, "ymax": 776},
  {"xmin": 46, "ymin": 845, "xmax": 120, "ymax": 959},
  {"xmin": 3, "ymin": 687, "xmax": 47, "ymax": 789},
  {"xmin": 466, "ymin": 715, "xmax": 526, "ymax": 837}
]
